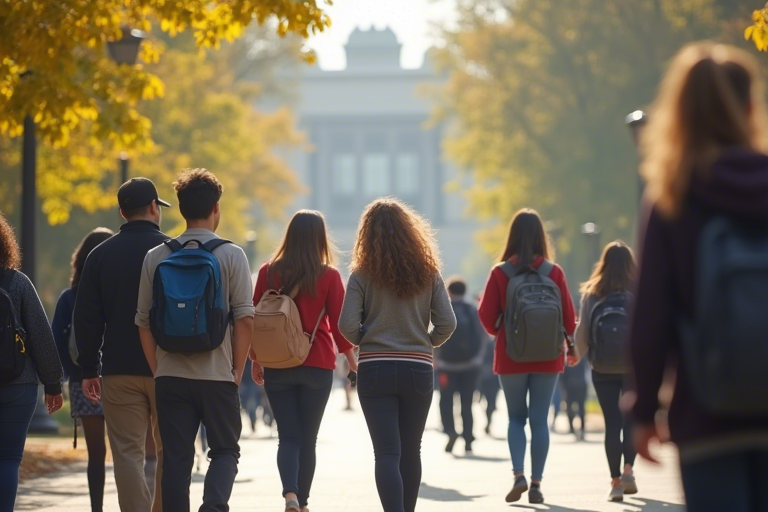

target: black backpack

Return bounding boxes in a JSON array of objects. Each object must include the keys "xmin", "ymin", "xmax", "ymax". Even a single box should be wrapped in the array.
[
  {"xmin": 499, "ymin": 261, "xmax": 564, "ymax": 363},
  {"xmin": 588, "ymin": 292, "xmax": 632, "ymax": 374},
  {"xmin": 0, "ymin": 270, "xmax": 27, "ymax": 383},
  {"xmin": 439, "ymin": 301, "xmax": 483, "ymax": 363},
  {"xmin": 680, "ymin": 216, "xmax": 768, "ymax": 416}
]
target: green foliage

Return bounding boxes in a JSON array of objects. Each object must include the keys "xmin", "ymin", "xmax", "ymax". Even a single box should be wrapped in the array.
[{"xmin": 438, "ymin": 0, "xmax": 726, "ymax": 277}]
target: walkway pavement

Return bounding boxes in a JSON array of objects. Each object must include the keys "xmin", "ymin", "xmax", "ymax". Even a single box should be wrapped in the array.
[{"xmin": 17, "ymin": 388, "xmax": 685, "ymax": 511}]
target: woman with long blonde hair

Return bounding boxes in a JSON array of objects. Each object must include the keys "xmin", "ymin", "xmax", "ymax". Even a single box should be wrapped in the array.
[
  {"xmin": 252, "ymin": 210, "xmax": 357, "ymax": 512},
  {"xmin": 573, "ymin": 241, "xmax": 636, "ymax": 502},
  {"xmin": 631, "ymin": 42, "xmax": 768, "ymax": 511},
  {"xmin": 339, "ymin": 198, "xmax": 456, "ymax": 512}
]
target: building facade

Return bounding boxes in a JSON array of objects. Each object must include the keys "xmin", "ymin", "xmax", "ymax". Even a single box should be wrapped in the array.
[{"xmin": 280, "ymin": 27, "xmax": 488, "ymax": 289}]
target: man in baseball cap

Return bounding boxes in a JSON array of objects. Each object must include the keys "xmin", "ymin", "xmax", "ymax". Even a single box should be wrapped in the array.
[
  {"xmin": 74, "ymin": 176, "xmax": 170, "ymax": 512},
  {"xmin": 117, "ymin": 177, "xmax": 171, "ymax": 212}
]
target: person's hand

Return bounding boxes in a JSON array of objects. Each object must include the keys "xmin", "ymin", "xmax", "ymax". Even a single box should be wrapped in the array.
[
  {"xmin": 345, "ymin": 349, "xmax": 358, "ymax": 373},
  {"xmin": 82, "ymin": 377, "xmax": 101, "ymax": 402},
  {"xmin": 251, "ymin": 361, "xmax": 265, "ymax": 385},
  {"xmin": 234, "ymin": 372, "xmax": 243, "ymax": 387},
  {"xmin": 566, "ymin": 351, "xmax": 579, "ymax": 367},
  {"xmin": 634, "ymin": 423, "xmax": 662, "ymax": 465},
  {"xmin": 45, "ymin": 394, "xmax": 63, "ymax": 414}
]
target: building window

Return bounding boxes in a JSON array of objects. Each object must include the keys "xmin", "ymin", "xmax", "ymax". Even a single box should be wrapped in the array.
[
  {"xmin": 332, "ymin": 153, "xmax": 356, "ymax": 195},
  {"xmin": 362, "ymin": 153, "xmax": 390, "ymax": 196},
  {"xmin": 395, "ymin": 153, "xmax": 419, "ymax": 195}
]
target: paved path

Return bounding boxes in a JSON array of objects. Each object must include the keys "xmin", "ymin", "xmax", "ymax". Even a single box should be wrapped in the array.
[{"xmin": 17, "ymin": 388, "xmax": 685, "ymax": 511}]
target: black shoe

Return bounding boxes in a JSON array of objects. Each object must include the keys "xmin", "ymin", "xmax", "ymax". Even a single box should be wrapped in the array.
[
  {"xmin": 528, "ymin": 484, "xmax": 544, "ymax": 504},
  {"xmin": 465, "ymin": 440, "xmax": 473, "ymax": 454},
  {"xmin": 505, "ymin": 476, "xmax": 528, "ymax": 503},
  {"xmin": 445, "ymin": 434, "xmax": 459, "ymax": 453}
]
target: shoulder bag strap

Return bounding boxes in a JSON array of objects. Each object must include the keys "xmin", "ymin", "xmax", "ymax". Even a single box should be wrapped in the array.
[
  {"xmin": 536, "ymin": 260, "xmax": 555, "ymax": 278},
  {"xmin": 164, "ymin": 239, "xmax": 183, "ymax": 252},
  {"xmin": 497, "ymin": 261, "xmax": 516, "ymax": 279},
  {"xmin": 308, "ymin": 306, "xmax": 327, "ymax": 344},
  {"xmin": 202, "ymin": 238, "xmax": 232, "ymax": 253}
]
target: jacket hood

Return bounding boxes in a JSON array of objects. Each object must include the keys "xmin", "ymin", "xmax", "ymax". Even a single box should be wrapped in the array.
[{"xmin": 689, "ymin": 148, "xmax": 768, "ymax": 222}]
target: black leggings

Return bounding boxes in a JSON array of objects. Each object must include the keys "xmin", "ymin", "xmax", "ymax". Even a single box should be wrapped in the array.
[
  {"xmin": 80, "ymin": 416, "xmax": 107, "ymax": 512},
  {"xmin": 358, "ymin": 361, "xmax": 434, "ymax": 512},
  {"xmin": 593, "ymin": 374, "xmax": 636, "ymax": 478},
  {"xmin": 264, "ymin": 366, "xmax": 333, "ymax": 508}
]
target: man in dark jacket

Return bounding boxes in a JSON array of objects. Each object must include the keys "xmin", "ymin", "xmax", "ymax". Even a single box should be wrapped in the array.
[
  {"xmin": 75, "ymin": 178, "xmax": 169, "ymax": 512},
  {"xmin": 437, "ymin": 277, "xmax": 486, "ymax": 454}
]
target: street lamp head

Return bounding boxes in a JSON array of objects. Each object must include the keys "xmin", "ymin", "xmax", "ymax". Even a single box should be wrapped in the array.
[
  {"xmin": 107, "ymin": 27, "xmax": 146, "ymax": 66},
  {"xmin": 625, "ymin": 110, "xmax": 647, "ymax": 147},
  {"xmin": 581, "ymin": 222, "xmax": 600, "ymax": 236}
]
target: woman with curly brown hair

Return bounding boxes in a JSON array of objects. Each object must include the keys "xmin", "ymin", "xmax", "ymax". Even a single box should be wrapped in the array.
[
  {"xmin": 339, "ymin": 198, "xmax": 456, "ymax": 512},
  {"xmin": 0, "ymin": 211, "xmax": 63, "ymax": 511}
]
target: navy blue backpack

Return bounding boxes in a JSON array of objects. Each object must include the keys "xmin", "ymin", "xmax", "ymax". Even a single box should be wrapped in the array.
[{"xmin": 149, "ymin": 238, "xmax": 232, "ymax": 353}]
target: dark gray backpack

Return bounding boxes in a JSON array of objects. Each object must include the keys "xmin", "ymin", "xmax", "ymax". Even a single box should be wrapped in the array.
[
  {"xmin": 499, "ymin": 261, "xmax": 563, "ymax": 363},
  {"xmin": 680, "ymin": 216, "xmax": 768, "ymax": 416},
  {"xmin": 588, "ymin": 292, "xmax": 632, "ymax": 374}
]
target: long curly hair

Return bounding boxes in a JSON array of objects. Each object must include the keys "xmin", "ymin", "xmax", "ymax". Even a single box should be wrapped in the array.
[
  {"xmin": 0, "ymin": 211, "xmax": 21, "ymax": 271},
  {"xmin": 70, "ymin": 228, "xmax": 114, "ymax": 288},
  {"xmin": 351, "ymin": 198, "xmax": 440, "ymax": 298}
]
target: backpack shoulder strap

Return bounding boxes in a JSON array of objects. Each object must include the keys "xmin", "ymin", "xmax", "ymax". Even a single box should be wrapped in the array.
[
  {"xmin": 536, "ymin": 260, "xmax": 555, "ymax": 278},
  {"xmin": 202, "ymin": 239, "xmax": 232, "ymax": 253},
  {"xmin": 164, "ymin": 239, "xmax": 183, "ymax": 253},
  {"xmin": 308, "ymin": 306, "xmax": 327, "ymax": 344},
  {"xmin": 497, "ymin": 261, "xmax": 516, "ymax": 280}
]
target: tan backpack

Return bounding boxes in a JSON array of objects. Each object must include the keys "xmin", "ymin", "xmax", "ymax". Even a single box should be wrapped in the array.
[{"xmin": 251, "ymin": 287, "xmax": 325, "ymax": 369}]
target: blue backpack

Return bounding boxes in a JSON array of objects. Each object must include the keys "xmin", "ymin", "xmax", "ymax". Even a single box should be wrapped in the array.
[{"xmin": 149, "ymin": 238, "xmax": 232, "ymax": 353}]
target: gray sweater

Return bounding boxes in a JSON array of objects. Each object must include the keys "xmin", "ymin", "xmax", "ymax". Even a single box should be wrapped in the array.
[
  {"xmin": 2, "ymin": 271, "xmax": 63, "ymax": 395},
  {"xmin": 338, "ymin": 271, "xmax": 457, "ymax": 357}
]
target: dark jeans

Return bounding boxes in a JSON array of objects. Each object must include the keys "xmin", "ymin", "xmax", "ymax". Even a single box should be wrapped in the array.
[
  {"xmin": 0, "ymin": 383, "xmax": 38, "ymax": 512},
  {"xmin": 264, "ymin": 366, "xmax": 333, "ymax": 508},
  {"xmin": 438, "ymin": 369, "xmax": 479, "ymax": 443},
  {"xmin": 479, "ymin": 370, "xmax": 500, "ymax": 425},
  {"xmin": 155, "ymin": 377, "xmax": 241, "ymax": 512},
  {"xmin": 358, "ymin": 361, "xmax": 433, "ymax": 512},
  {"xmin": 593, "ymin": 375, "xmax": 635, "ymax": 478},
  {"xmin": 680, "ymin": 450, "xmax": 768, "ymax": 512}
]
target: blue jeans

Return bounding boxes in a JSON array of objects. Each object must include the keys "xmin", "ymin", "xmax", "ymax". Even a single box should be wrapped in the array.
[
  {"xmin": 0, "ymin": 384, "xmax": 38, "ymax": 512},
  {"xmin": 264, "ymin": 366, "xmax": 333, "ymax": 508},
  {"xmin": 499, "ymin": 373, "xmax": 559, "ymax": 481},
  {"xmin": 358, "ymin": 361, "xmax": 434, "ymax": 512},
  {"xmin": 681, "ymin": 450, "xmax": 768, "ymax": 512}
]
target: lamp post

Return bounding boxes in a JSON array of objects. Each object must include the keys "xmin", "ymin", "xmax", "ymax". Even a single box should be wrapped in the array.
[
  {"xmin": 625, "ymin": 110, "xmax": 647, "ymax": 202},
  {"xmin": 581, "ymin": 222, "xmax": 601, "ymax": 278},
  {"xmin": 109, "ymin": 28, "xmax": 145, "ymax": 191},
  {"xmin": 24, "ymin": 28, "xmax": 144, "ymax": 434}
]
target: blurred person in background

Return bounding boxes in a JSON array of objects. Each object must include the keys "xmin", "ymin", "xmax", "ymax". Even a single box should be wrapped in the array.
[
  {"xmin": 631, "ymin": 42, "xmax": 768, "ymax": 512},
  {"xmin": 0, "ymin": 211, "xmax": 63, "ymax": 512},
  {"xmin": 52, "ymin": 227, "xmax": 113, "ymax": 512},
  {"xmin": 436, "ymin": 276, "xmax": 485, "ymax": 455},
  {"xmin": 574, "ymin": 241, "xmax": 637, "ymax": 501}
]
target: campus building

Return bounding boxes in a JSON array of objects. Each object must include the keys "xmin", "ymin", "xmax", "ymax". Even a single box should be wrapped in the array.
[{"xmin": 278, "ymin": 27, "xmax": 488, "ymax": 288}]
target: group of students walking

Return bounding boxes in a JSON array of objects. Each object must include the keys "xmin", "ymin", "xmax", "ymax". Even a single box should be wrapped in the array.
[{"xmin": 1, "ymin": 40, "xmax": 767, "ymax": 512}]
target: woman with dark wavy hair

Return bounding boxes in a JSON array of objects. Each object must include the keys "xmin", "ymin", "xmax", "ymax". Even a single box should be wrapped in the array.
[
  {"xmin": 339, "ymin": 198, "xmax": 456, "ymax": 512},
  {"xmin": 51, "ymin": 227, "xmax": 113, "ymax": 512},
  {"xmin": 0, "ymin": 211, "xmax": 63, "ymax": 511}
]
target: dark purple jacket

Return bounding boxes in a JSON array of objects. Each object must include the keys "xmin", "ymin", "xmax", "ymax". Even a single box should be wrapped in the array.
[{"xmin": 630, "ymin": 148, "xmax": 768, "ymax": 452}]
